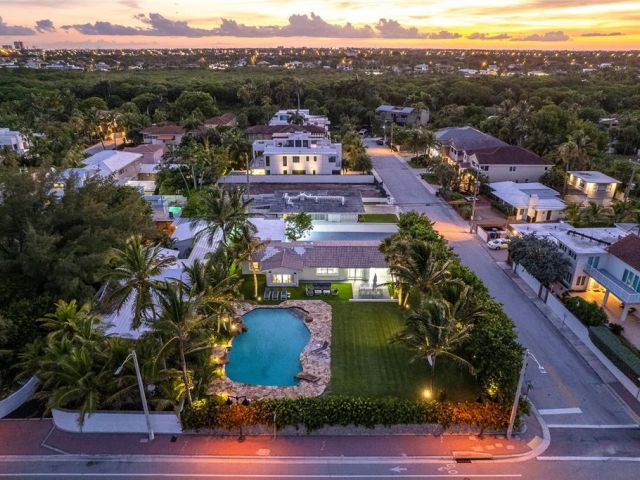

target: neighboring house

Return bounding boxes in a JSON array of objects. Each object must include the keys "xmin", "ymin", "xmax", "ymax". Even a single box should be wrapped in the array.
[
  {"xmin": 246, "ymin": 124, "xmax": 327, "ymax": 142},
  {"xmin": 141, "ymin": 125, "xmax": 185, "ymax": 146},
  {"xmin": 490, "ymin": 181, "xmax": 566, "ymax": 223},
  {"xmin": 434, "ymin": 126, "xmax": 507, "ymax": 163},
  {"xmin": 413, "ymin": 64, "xmax": 429, "ymax": 73},
  {"xmin": 123, "ymin": 144, "xmax": 164, "ymax": 164},
  {"xmin": 375, "ymin": 105, "xmax": 429, "ymax": 127},
  {"xmin": 61, "ymin": 150, "xmax": 143, "ymax": 188},
  {"xmin": 246, "ymin": 240, "xmax": 389, "ymax": 288},
  {"xmin": 251, "ymin": 132, "xmax": 342, "ymax": 175},
  {"xmin": 250, "ymin": 190, "xmax": 364, "ymax": 223},
  {"xmin": 203, "ymin": 113, "xmax": 237, "ymax": 129},
  {"xmin": 268, "ymin": 109, "xmax": 330, "ymax": 133},
  {"xmin": 0, "ymin": 127, "xmax": 28, "ymax": 155},
  {"xmin": 566, "ymin": 171, "xmax": 621, "ymax": 206},
  {"xmin": 467, "ymin": 145, "xmax": 551, "ymax": 183}
]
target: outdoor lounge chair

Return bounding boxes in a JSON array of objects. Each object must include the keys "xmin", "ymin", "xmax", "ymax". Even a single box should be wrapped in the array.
[
  {"xmin": 263, "ymin": 288, "xmax": 270, "ymax": 301},
  {"xmin": 305, "ymin": 286, "xmax": 314, "ymax": 297}
]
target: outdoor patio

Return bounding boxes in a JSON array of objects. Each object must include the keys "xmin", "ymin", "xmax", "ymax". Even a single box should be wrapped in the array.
[
  {"xmin": 573, "ymin": 288, "xmax": 640, "ymax": 348},
  {"xmin": 351, "ymin": 279, "xmax": 392, "ymax": 300}
]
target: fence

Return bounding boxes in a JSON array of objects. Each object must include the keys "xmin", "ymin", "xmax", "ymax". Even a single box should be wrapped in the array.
[
  {"xmin": 0, "ymin": 377, "xmax": 39, "ymax": 419},
  {"xmin": 52, "ymin": 408, "xmax": 182, "ymax": 434}
]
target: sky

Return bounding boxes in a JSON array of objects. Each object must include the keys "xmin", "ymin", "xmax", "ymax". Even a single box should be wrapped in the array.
[{"xmin": 0, "ymin": 0, "xmax": 639, "ymax": 50}]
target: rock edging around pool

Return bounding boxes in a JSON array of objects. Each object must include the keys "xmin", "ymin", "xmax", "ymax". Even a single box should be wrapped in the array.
[{"xmin": 208, "ymin": 300, "xmax": 332, "ymax": 400}]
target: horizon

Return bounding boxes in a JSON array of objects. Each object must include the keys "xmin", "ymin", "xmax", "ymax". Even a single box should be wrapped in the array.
[{"xmin": 1, "ymin": 0, "xmax": 639, "ymax": 51}]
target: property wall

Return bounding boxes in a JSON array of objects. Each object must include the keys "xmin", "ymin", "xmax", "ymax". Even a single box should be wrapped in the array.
[
  {"xmin": 0, "ymin": 377, "xmax": 39, "ymax": 419},
  {"xmin": 219, "ymin": 175, "xmax": 375, "ymax": 184},
  {"xmin": 52, "ymin": 408, "xmax": 182, "ymax": 434},
  {"xmin": 483, "ymin": 165, "xmax": 549, "ymax": 183}
]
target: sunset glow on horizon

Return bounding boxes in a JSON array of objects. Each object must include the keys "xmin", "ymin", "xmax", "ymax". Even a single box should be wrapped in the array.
[{"xmin": 1, "ymin": 0, "xmax": 639, "ymax": 50}]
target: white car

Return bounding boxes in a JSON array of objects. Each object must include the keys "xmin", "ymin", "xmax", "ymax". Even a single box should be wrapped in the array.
[{"xmin": 487, "ymin": 238, "xmax": 510, "ymax": 250}]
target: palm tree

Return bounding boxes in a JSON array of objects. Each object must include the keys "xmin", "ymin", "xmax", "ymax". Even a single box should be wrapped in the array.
[
  {"xmin": 102, "ymin": 236, "xmax": 176, "ymax": 330},
  {"xmin": 195, "ymin": 186, "xmax": 254, "ymax": 245},
  {"xmin": 558, "ymin": 139, "xmax": 590, "ymax": 195},
  {"xmin": 40, "ymin": 300, "xmax": 104, "ymax": 345},
  {"xmin": 581, "ymin": 201, "xmax": 612, "ymax": 226},
  {"xmin": 563, "ymin": 203, "xmax": 582, "ymax": 225},
  {"xmin": 232, "ymin": 235, "xmax": 267, "ymax": 300},
  {"xmin": 154, "ymin": 283, "xmax": 210, "ymax": 406},
  {"xmin": 392, "ymin": 298, "xmax": 474, "ymax": 394},
  {"xmin": 291, "ymin": 77, "xmax": 304, "ymax": 113}
]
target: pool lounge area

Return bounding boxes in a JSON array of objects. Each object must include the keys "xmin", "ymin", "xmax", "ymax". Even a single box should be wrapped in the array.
[{"xmin": 209, "ymin": 301, "xmax": 332, "ymax": 399}]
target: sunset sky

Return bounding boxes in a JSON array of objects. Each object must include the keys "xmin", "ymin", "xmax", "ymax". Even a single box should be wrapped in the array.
[{"xmin": 1, "ymin": 0, "xmax": 638, "ymax": 50}]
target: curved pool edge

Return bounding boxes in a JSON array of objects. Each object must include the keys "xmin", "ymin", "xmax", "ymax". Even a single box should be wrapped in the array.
[{"xmin": 208, "ymin": 300, "xmax": 332, "ymax": 400}]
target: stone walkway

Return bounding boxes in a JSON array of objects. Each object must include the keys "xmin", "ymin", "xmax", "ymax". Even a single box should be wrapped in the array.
[{"xmin": 208, "ymin": 301, "xmax": 332, "ymax": 400}]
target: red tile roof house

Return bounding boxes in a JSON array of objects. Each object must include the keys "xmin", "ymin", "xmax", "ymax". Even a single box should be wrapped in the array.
[
  {"xmin": 466, "ymin": 145, "xmax": 552, "ymax": 183},
  {"xmin": 141, "ymin": 124, "xmax": 186, "ymax": 146},
  {"xmin": 123, "ymin": 143, "xmax": 164, "ymax": 164},
  {"xmin": 203, "ymin": 113, "xmax": 237, "ymax": 129}
]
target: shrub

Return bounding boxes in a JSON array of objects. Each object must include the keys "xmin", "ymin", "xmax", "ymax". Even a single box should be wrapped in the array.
[
  {"xmin": 589, "ymin": 326, "xmax": 640, "ymax": 386},
  {"xmin": 564, "ymin": 297, "xmax": 608, "ymax": 327},
  {"xmin": 181, "ymin": 396, "xmax": 511, "ymax": 432}
]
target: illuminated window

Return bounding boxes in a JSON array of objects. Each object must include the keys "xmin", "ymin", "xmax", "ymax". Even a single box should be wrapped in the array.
[
  {"xmin": 316, "ymin": 268, "xmax": 339, "ymax": 275},
  {"xmin": 271, "ymin": 273, "xmax": 293, "ymax": 284}
]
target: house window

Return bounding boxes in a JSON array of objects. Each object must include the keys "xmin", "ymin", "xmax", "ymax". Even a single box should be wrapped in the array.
[
  {"xmin": 312, "ymin": 169, "xmax": 316, "ymax": 175},
  {"xmin": 576, "ymin": 275, "xmax": 588, "ymax": 287},
  {"xmin": 587, "ymin": 256, "xmax": 600, "ymax": 268},
  {"xmin": 509, "ymin": 166, "xmax": 517, "ymax": 172},
  {"xmin": 328, "ymin": 156, "xmax": 336, "ymax": 163},
  {"xmin": 316, "ymin": 268, "xmax": 339, "ymax": 276},
  {"xmin": 563, "ymin": 271, "xmax": 573, "ymax": 285},
  {"xmin": 271, "ymin": 273, "xmax": 293, "ymax": 284},
  {"xmin": 313, "ymin": 156, "xmax": 317, "ymax": 162},
  {"xmin": 293, "ymin": 156, "xmax": 300, "ymax": 163},
  {"xmin": 480, "ymin": 165, "xmax": 489, "ymax": 171},
  {"xmin": 250, "ymin": 262, "xmax": 260, "ymax": 271},
  {"xmin": 295, "ymin": 140, "xmax": 302, "ymax": 148},
  {"xmin": 622, "ymin": 269, "xmax": 640, "ymax": 292},
  {"xmin": 265, "ymin": 156, "xmax": 270, "ymax": 167},
  {"xmin": 568, "ymin": 249, "xmax": 576, "ymax": 260},
  {"xmin": 306, "ymin": 156, "xmax": 309, "ymax": 161},
  {"xmin": 292, "ymin": 169, "xmax": 306, "ymax": 175},
  {"xmin": 282, "ymin": 156, "xmax": 288, "ymax": 166},
  {"xmin": 303, "ymin": 140, "xmax": 309, "ymax": 147}
]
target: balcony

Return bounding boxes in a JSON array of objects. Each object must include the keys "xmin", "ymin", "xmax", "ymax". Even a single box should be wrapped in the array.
[{"xmin": 585, "ymin": 265, "xmax": 640, "ymax": 304}]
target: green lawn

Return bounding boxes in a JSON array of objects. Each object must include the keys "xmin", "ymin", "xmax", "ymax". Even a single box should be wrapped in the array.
[
  {"xmin": 327, "ymin": 302, "xmax": 479, "ymax": 401},
  {"xmin": 241, "ymin": 274, "xmax": 353, "ymax": 304},
  {"xmin": 357, "ymin": 213, "xmax": 398, "ymax": 223}
]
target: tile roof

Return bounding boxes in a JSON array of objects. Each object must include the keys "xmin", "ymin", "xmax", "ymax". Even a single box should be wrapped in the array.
[
  {"xmin": 124, "ymin": 144, "xmax": 164, "ymax": 154},
  {"xmin": 471, "ymin": 145, "xmax": 550, "ymax": 165},
  {"xmin": 141, "ymin": 124, "xmax": 185, "ymax": 135},
  {"xmin": 435, "ymin": 126, "xmax": 507, "ymax": 152},
  {"xmin": 607, "ymin": 234, "xmax": 640, "ymax": 272},
  {"xmin": 204, "ymin": 113, "xmax": 236, "ymax": 126},
  {"xmin": 246, "ymin": 124, "xmax": 326, "ymax": 135}
]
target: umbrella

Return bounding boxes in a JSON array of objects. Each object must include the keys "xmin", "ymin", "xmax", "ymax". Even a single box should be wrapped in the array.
[{"xmin": 372, "ymin": 273, "xmax": 378, "ymax": 290}]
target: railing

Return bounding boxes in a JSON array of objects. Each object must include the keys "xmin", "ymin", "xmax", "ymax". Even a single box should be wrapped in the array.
[{"xmin": 585, "ymin": 266, "xmax": 640, "ymax": 304}]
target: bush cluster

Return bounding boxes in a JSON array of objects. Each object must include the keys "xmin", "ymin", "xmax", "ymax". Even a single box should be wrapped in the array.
[
  {"xmin": 589, "ymin": 326, "xmax": 640, "ymax": 386},
  {"xmin": 564, "ymin": 297, "xmax": 608, "ymax": 327}
]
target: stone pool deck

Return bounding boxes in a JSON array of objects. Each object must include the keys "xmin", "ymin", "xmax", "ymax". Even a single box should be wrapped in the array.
[{"xmin": 207, "ymin": 300, "xmax": 332, "ymax": 399}]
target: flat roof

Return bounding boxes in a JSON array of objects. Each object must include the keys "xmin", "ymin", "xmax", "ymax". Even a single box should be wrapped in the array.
[
  {"xmin": 568, "ymin": 171, "xmax": 621, "ymax": 184},
  {"xmin": 251, "ymin": 190, "xmax": 364, "ymax": 214},
  {"xmin": 490, "ymin": 181, "xmax": 565, "ymax": 210}
]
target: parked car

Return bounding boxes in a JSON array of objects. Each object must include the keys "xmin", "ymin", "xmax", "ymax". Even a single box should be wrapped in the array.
[
  {"xmin": 376, "ymin": 138, "xmax": 384, "ymax": 145},
  {"xmin": 487, "ymin": 238, "xmax": 510, "ymax": 250},
  {"xmin": 358, "ymin": 129, "xmax": 367, "ymax": 137},
  {"xmin": 464, "ymin": 196, "xmax": 476, "ymax": 202}
]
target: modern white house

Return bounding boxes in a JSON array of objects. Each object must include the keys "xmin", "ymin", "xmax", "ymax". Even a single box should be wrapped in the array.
[
  {"xmin": 246, "ymin": 124, "xmax": 327, "ymax": 142},
  {"xmin": 490, "ymin": 181, "xmax": 566, "ymax": 223},
  {"xmin": 0, "ymin": 128, "xmax": 28, "ymax": 155},
  {"xmin": 141, "ymin": 125, "xmax": 186, "ymax": 146},
  {"xmin": 375, "ymin": 105, "xmax": 429, "ymax": 127},
  {"xmin": 566, "ymin": 171, "xmax": 621, "ymax": 206},
  {"xmin": 467, "ymin": 145, "xmax": 551, "ymax": 183},
  {"xmin": 246, "ymin": 240, "xmax": 390, "ymax": 289},
  {"xmin": 268, "ymin": 109, "xmax": 330, "ymax": 133},
  {"xmin": 251, "ymin": 132, "xmax": 342, "ymax": 175}
]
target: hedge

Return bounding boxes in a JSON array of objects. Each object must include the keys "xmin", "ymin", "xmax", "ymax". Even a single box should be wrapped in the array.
[
  {"xmin": 564, "ymin": 297, "xmax": 608, "ymax": 327},
  {"xmin": 589, "ymin": 326, "xmax": 640, "ymax": 386},
  {"xmin": 181, "ymin": 396, "xmax": 511, "ymax": 432}
]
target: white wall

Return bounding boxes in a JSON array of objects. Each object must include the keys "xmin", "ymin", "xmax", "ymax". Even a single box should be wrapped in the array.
[
  {"xmin": 219, "ymin": 174, "xmax": 375, "ymax": 184},
  {"xmin": 52, "ymin": 408, "xmax": 182, "ymax": 434},
  {"xmin": 481, "ymin": 165, "xmax": 549, "ymax": 183},
  {"xmin": 0, "ymin": 377, "xmax": 39, "ymax": 419}
]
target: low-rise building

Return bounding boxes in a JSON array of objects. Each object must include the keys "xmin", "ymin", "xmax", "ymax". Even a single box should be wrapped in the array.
[
  {"xmin": 251, "ymin": 132, "xmax": 342, "ymax": 175},
  {"xmin": 490, "ymin": 181, "xmax": 566, "ymax": 223},
  {"xmin": 268, "ymin": 109, "xmax": 330, "ymax": 133},
  {"xmin": 246, "ymin": 124, "xmax": 327, "ymax": 142},
  {"xmin": 468, "ymin": 145, "xmax": 551, "ymax": 183},
  {"xmin": 203, "ymin": 113, "xmax": 237, "ymax": 129},
  {"xmin": 375, "ymin": 105, "xmax": 429, "ymax": 127},
  {"xmin": 61, "ymin": 150, "xmax": 143, "ymax": 187},
  {"xmin": 434, "ymin": 126, "xmax": 506, "ymax": 163},
  {"xmin": 566, "ymin": 171, "xmax": 621, "ymax": 206},
  {"xmin": 250, "ymin": 190, "xmax": 364, "ymax": 223},
  {"xmin": 141, "ymin": 124, "xmax": 185, "ymax": 146},
  {"xmin": 0, "ymin": 127, "xmax": 28, "ymax": 155}
]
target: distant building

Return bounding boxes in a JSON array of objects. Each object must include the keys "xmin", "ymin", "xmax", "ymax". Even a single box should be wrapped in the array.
[
  {"xmin": 123, "ymin": 144, "xmax": 164, "ymax": 164},
  {"xmin": 0, "ymin": 128, "xmax": 28, "ymax": 155},
  {"xmin": 566, "ymin": 171, "xmax": 621, "ymax": 207},
  {"xmin": 246, "ymin": 124, "xmax": 327, "ymax": 142},
  {"xmin": 268, "ymin": 109, "xmax": 330, "ymax": 133},
  {"xmin": 13, "ymin": 41, "xmax": 25, "ymax": 51},
  {"xmin": 203, "ymin": 113, "xmax": 237, "ymax": 129},
  {"xmin": 375, "ymin": 105, "xmax": 429, "ymax": 127},
  {"xmin": 251, "ymin": 132, "xmax": 342, "ymax": 175},
  {"xmin": 598, "ymin": 117, "xmax": 619, "ymax": 129},
  {"xmin": 141, "ymin": 124, "xmax": 185, "ymax": 146},
  {"xmin": 489, "ymin": 181, "xmax": 566, "ymax": 223},
  {"xmin": 413, "ymin": 64, "xmax": 428, "ymax": 73},
  {"xmin": 60, "ymin": 150, "xmax": 144, "ymax": 188},
  {"xmin": 250, "ymin": 190, "xmax": 364, "ymax": 223}
]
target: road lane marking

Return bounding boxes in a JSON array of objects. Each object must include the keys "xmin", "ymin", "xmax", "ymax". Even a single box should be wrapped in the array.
[
  {"xmin": 538, "ymin": 456, "xmax": 640, "ymax": 462},
  {"xmin": 546, "ymin": 424, "xmax": 639, "ymax": 429},
  {"xmin": 538, "ymin": 408, "xmax": 582, "ymax": 415}
]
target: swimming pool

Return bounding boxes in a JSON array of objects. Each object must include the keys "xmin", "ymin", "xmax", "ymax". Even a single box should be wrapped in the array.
[{"xmin": 225, "ymin": 308, "xmax": 311, "ymax": 387}]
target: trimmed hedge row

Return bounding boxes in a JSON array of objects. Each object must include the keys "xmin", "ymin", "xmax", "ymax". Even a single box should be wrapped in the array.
[
  {"xmin": 181, "ymin": 396, "xmax": 511, "ymax": 432},
  {"xmin": 564, "ymin": 297, "xmax": 608, "ymax": 327},
  {"xmin": 589, "ymin": 326, "xmax": 640, "ymax": 386}
]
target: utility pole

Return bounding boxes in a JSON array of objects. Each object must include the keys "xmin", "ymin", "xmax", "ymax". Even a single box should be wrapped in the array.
[
  {"xmin": 623, "ymin": 158, "xmax": 640, "ymax": 203},
  {"xmin": 507, "ymin": 349, "xmax": 529, "ymax": 439},
  {"xmin": 469, "ymin": 177, "xmax": 479, "ymax": 234}
]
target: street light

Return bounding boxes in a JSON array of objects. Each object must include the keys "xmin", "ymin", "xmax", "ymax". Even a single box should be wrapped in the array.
[
  {"xmin": 115, "ymin": 350, "xmax": 154, "ymax": 441},
  {"xmin": 421, "ymin": 388, "xmax": 433, "ymax": 400},
  {"xmin": 226, "ymin": 395, "xmax": 251, "ymax": 442}
]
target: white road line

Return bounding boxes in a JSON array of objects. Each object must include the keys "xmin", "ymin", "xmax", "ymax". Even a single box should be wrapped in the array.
[
  {"xmin": 538, "ymin": 456, "xmax": 640, "ymax": 462},
  {"xmin": 538, "ymin": 408, "xmax": 582, "ymax": 415},
  {"xmin": 546, "ymin": 424, "xmax": 639, "ymax": 429},
  {"xmin": 0, "ymin": 475, "xmax": 523, "ymax": 478}
]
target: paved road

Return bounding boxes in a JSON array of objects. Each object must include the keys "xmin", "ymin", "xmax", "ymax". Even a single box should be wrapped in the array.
[{"xmin": 367, "ymin": 141, "xmax": 639, "ymax": 453}]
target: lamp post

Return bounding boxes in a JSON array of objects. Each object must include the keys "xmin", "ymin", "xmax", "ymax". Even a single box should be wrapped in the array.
[
  {"xmin": 226, "ymin": 395, "xmax": 251, "ymax": 442},
  {"xmin": 469, "ymin": 177, "xmax": 479, "ymax": 234},
  {"xmin": 115, "ymin": 350, "xmax": 154, "ymax": 441}
]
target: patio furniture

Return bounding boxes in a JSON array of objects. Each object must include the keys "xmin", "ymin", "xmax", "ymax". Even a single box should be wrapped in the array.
[
  {"xmin": 263, "ymin": 288, "xmax": 271, "ymax": 301},
  {"xmin": 305, "ymin": 286, "xmax": 314, "ymax": 297},
  {"xmin": 310, "ymin": 341, "xmax": 329, "ymax": 354},
  {"xmin": 295, "ymin": 372, "xmax": 320, "ymax": 383},
  {"xmin": 283, "ymin": 288, "xmax": 291, "ymax": 300}
]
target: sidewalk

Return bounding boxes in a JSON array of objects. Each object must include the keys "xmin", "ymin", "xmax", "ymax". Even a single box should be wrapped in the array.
[{"xmin": 0, "ymin": 418, "xmax": 539, "ymax": 460}]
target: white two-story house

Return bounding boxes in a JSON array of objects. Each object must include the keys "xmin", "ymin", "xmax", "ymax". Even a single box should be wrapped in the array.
[
  {"xmin": 251, "ymin": 132, "xmax": 342, "ymax": 175},
  {"xmin": 566, "ymin": 171, "xmax": 621, "ymax": 206}
]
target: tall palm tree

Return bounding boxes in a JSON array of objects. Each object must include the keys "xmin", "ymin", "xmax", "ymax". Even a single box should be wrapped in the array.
[
  {"xmin": 154, "ymin": 284, "xmax": 210, "ymax": 406},
  {"xmin": 195, "ymin": 186, "xmax": 254, "ymax": 245},
  {"xmin": 581, "ymin": 201, "xmax": 612, "ymax": 226},
  {"xmin": 102, "ymin": 236, "xmax": 176, "ymax": 330},
  {"xmin": 392, "ymin": 298, "xmax": 474, "ymax": 393},
  {"xmin": 40, "ymin": 300, "xmax": 104, "ymax": 345},
  {"xmin": 231, "ymin": 235, "xmax": 267, "ymax": 300},
  {"xmin": 558, "ymin": 139, "xmax": 590, "ymax": 195},
  {"xmin": 563, "ymin": 203, "xmax": 582, "ymax": 225}
]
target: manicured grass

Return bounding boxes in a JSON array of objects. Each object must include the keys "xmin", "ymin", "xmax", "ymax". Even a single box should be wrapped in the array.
[
  {"xmin": 327, "ymin": 302, "xmax": 479, "ymax": 401},
  {"xmin": 357, "ymin": 213, "xmax": 398, "ymax": 223},
  {"xmin": 241, "ymin": 274, "xmax": 353, "ymax": 304}
]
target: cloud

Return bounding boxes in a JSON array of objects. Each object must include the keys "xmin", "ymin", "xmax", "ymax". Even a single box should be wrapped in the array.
[
  {"xmin": 60, "ymin": 12, "xmax": 463, "ymax": 40},
  {"xmin": 0, "ymin": 17, "xmax": 35, "ymax": 35},
  {"xmin": 35, "ymin": 19, "xmax": 55, "ymax": 32},
  {"xmin": 516, "ymin": 30, "xmax": 570, "ymax": 42},
  {"xmin": 467, "ymin": 32, "xmax": 511, "ymax": 40},
  {"xmin": 119, "ymin": 0, "xmax": 141, "ymax": 8},
  {"xmin": 581, "ymin": 31, "xmax": 624, "ymax": 37}
]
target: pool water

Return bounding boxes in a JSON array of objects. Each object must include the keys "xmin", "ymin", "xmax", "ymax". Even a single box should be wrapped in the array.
[{"xmin": 225, "ymin": 308, "xmax": 311, "ymax": 387}]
